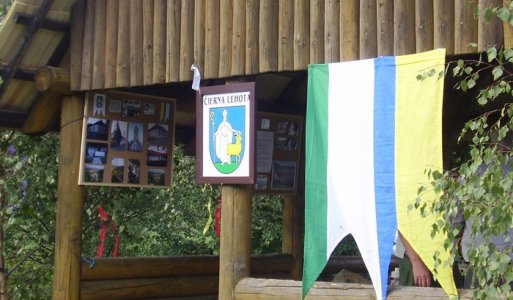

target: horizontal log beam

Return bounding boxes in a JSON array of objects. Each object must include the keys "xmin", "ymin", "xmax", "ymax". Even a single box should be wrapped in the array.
[
  {"xmin": 80, "ymin": 275, "xmax": 218, "ymax": 300},
  {"xmin": 81, "ymin": 253, "xmax": 294, "ymax": 281},
  {"xmin": 13, "ymin": 12, "xmax": 69, "ymax": 32},
  {"xmin": 234, "ymin": 278, "xmax": 475, "ymax": 300},
  {"xmin": 34, "ymin": 66, "xmax": 70, "ymax": 94}
]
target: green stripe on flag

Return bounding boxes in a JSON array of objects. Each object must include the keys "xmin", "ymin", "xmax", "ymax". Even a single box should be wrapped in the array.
[{"xmin": 303, "ymin": 64, "xmax": 330, "ymax": 298}]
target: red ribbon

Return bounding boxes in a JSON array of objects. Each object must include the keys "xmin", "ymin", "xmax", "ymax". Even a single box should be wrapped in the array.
[
  {"xmin": 214, "ymin": 196, "xmax": 222, "ymax": 237},
  {"xmin": 96, "ymin": 206, "xmax": 119, "ymax": 257}
]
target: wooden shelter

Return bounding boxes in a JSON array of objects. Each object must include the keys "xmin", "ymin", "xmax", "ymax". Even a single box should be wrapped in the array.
[{"xmin": 0, "ymin": 0, "xmax": 510, "ymax": 299}]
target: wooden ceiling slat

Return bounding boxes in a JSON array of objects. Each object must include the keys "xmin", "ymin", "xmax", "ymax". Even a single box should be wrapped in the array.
[
  {"xmin": 179, "ymin": 0, "xmax": 194, "ymax": 81},
  {"xmin": 152, "ymin": 0, "xmax": 166, "ymax": 83},
  {"xmin": 245, "ymin": 0, "xmax": 259, "ymax": 74},
  {"xmin": 166, "ymin": 0, "xmax": 180, "ymax": 82},
  {"xmin": 92, "ymin": 0, "xmax": 105, "ymax": 90},
  {"xmin": 231, "ymin": 0, "xmax": 245, "ymax": 76},
  {"xmin": 79, "ymin": 0, "xmax": 94, "ymax": 90},
  {"xmin": 142, "ymin": 0, "xmax": 153, "ymax": 86},
  {"xmin": 204, "ymin": 0, "xmax": 220, "ymax": 78},
  {"xmin": 69, "ymin": 0, "xmax": 84, "ymax": 91},
  {"xmin": 129, "ymin": 0, "xmax": 143, "ymax": 87},
  {"xmin": 219, "ymin": 0, "xmax": 232, "ymax": 78},
  {"xmin": 116, "ymin": 0, "xmax": 130, "ymax": 87},
  {"xmin": 193, "ymin": 0, "xmax": 205, "ymax": 76},
  {"xmin": 0, "ymin": 0, "xmax": 54, "ymax": 98},
  {"xmin": 104, "ymin": 0, "xmax": 118, "ymax": 89}
]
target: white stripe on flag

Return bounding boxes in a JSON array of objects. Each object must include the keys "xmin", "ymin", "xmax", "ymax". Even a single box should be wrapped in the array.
[{"xmin": 326, "ymin": 59, "xmax": 383, "ymax": 299}]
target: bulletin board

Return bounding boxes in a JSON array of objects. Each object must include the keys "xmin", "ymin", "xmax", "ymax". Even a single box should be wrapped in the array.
[
  {"xmin": 254, "ymin": 112, "xmax": 303, "ymax": 194},
  {"xmin": 78, "ymin": 91, "xmax": 176, "ymax": 188}
]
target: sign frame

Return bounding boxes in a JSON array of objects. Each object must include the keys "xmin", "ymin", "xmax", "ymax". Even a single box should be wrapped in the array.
[
  {"xmin": 78, "ymin": 90, "xmax": 176, "ymax": 188},
  {"xmin": 196, "ymin": 82, "xmax": 255, "ymax": 184},
  {"xmin": 254, "ymin": 112, "xmax": 303, "ymax": 194}
]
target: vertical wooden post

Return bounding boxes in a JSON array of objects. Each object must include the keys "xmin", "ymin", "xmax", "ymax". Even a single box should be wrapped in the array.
[
  {"xmin": 218, "ymin": 184, "xmax": 252, "ymax": 300},
  {"xmin": 455, "ymin": 0, "xmax": 478, "ymax": 54},
  {"xmin": 309, "ymin": 0, "xmax": 325, "ymax": 64},
  {"xmin": 52, "ymin": 95, "xmax": 85, "ymax": 300},
  {"xmin": 324, "ymin": 0, "xmax": 340, "ymax": 63},
  {"xmin": 377, "ymin": 0, "xmax": 394, "ymax": 56},
  {"xmin": 433, "ymin": 0, "xmax": 454, "ymax": 54},
  {"xmin": 340, "ymin": 0, "xmax": 359, "ymax": 61},
  {"xmin": 415, "ymin": 0, "xmax": 434, "ymax": 53},
  {"xmin": 282, "ymin": 194, "xmax": 302, "ymax": 279},
  {"xmin": 478, "ymin": 0, "xmax": 504, "ymax": 50},
  {"xmin": 359, "ymin": 0, "xmax": 377, "ymax": 59}
]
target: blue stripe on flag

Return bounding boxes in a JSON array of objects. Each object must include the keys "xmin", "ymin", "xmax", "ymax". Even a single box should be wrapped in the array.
[{"xmin": 373, "ymin": 56, "xmax": 398, "ymax": 299}]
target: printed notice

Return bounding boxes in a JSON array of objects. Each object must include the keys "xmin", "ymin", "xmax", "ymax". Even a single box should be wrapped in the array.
[{"xmin": 256, "ymin": 130, "xmax": 274, "ymax": 173}]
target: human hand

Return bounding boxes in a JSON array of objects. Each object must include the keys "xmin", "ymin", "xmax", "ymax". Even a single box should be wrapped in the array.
[{"xmin": 411, "ymin": 258, "xmax": 431, "ymax": 287}]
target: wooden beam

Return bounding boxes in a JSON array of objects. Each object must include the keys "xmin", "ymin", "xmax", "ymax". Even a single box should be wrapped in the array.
[
  {"xmin": 81, "ymin": 254, "xmax": 294, "ymax": 281},
  {"xmin": 13, "ymin": 12, "xmax": 69, "ymax": 32},
  {"xmin": 21, "ymin": 92, "xmax": 62, "ymax": 134},
  {"xmin": 219, "ymin": 185, "xmax": 252, "ymax": 300},
  {"xmin": 34, "ymin": 66, "xmax": 70, "ymax": 93},
  {"xmin": 81, "ymin": 276, "xmax": 219, "ymax": 300},
  {"xmin": 52, "ymin": 95, "xmax": 85, "ymax": 300},
  {"xmin": 0, "ymin": 65, "xmax": 36, "ymax": 81},
  {"xmin": 0, "ymin": 0, "xmax": 55, "ymax": 97},
  {"xmin": 235, "ymin": 278, "xmax": 475, "ymax": 299}
]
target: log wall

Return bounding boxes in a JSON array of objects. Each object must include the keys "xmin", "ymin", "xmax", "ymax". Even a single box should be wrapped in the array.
[{"xmin": 70, "ymin": 0, "xmax": 508, "ymax": 91}]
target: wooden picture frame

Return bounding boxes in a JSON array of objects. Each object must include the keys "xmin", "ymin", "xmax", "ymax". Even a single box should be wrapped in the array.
[
  {"xmin": 254, "ymin": 112, "xmax": 303, "ymax": 194},
  {"xmin": 196, "ymin": 82, "xmax": 255, "ymax": 184},
  {"xmin": 79, "ymin": 91, "xmax": 175, "ymax": 188}
]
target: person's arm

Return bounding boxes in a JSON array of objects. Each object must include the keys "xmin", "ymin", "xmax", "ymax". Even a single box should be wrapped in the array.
[{"xmin": 399, "ymin": 231, "xmax": 432, "ymax": 287}]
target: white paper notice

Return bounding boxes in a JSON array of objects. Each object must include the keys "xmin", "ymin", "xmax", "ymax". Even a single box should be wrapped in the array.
[{"xmin": 256, "ymin": 130, "xmax": 274, "ymax": 173}]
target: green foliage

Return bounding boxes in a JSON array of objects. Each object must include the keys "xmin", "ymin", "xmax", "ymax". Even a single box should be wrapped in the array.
[
  {"xmin": 0, "ymin": 131, "xmax": 59, "ymax": 300},
  {"xmin": 0, "ymin": 130, "xmax": 284, "ymax": 298},
  {"xmin": 420, "ymin": 4, "xmax": 513, "ymax": 299}
]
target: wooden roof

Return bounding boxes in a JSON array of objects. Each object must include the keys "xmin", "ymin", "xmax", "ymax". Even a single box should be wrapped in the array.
[
  {"xmin": 0, "ymin": 0, "xmax": 75, "ymax": 132},
  {"xmin": 1, "ymin": 0, "xmax": 512, "ymax": 135}
]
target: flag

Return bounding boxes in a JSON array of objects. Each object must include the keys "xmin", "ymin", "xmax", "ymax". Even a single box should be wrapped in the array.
[{"xmin": 302, "ymin": 49, "xmax": 456, "ymax": 299}]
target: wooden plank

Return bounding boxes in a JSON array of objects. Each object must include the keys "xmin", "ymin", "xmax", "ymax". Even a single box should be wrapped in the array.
[
  {"xmin": 81, "ymin": 276, "xmax": 219, "ymax": 300},
  {"xmin": 116, "ymin": 0, "xmax": 130, "ymax": 87},
  {"xmin": 34, "ymin": 66, "xmax": 70, "ymax": 93},
  {"xmin": 52, "ymin": 95, "xmax": 85, "ymax": 300},
  {"xmin": 92, "ymin": 0, "xmax": 106, "ymax": 89},
  {"xmin": 193, "ymin": 0, "xmax": 205, "ymax": 72},
  {"xmin": 394, "ymin": 0, "xmax": 416, "ymax": 55},
  {"xmin": 231, "ymin": 0, "xmax": 246, "ymax": 75},
  {"xmin": 433, "ymin": 0, "xmax": 454, "ymax": 54},
  {"xmin": 377, "ymin": 0, "xmax": 394, "ymax": 56},
  {"xmin": 293, "ymin": 0, "xmax": 309, "ymax": 69},
  {"xmin": 166, "ymin": 0, "xmax": 181, "ymax": 82},
  {"xmin": 0, "ymin": 0, "xmax": 54, "ymax": 97},
  {"xmin": 245, "ymin": 0, "xmax": 259, "ymax": 74},
  {"xmin": 69, "ymin": 0, "xmax": 85, "ymax": 91},
  {"xmin": 324, "ymin": 0, "xmax": 340, "ymax": 63},
  {"xmin": 455, "ymin": 0, "xmax": 478, "ymax": 54},
  {"xmin": 359, "ymin": 0, "xmax": 377, "ymax": 59},
  {"xmin": 259, "ymin": 0, "xmax": 279, "ymax": 72},
  {"xmin": 104, "ymin": 0, "xmax": 119, "ymax": 88},
  {"xmin": 234, "ymin": 278, "xmax": 475, "ymax": 299},
  {"xmin": 130, "ymin": 0, "xmax": 144, "ymax": 86},
  {"xmin": 80, "ymin": 0, "xmax": 95, "ymax": 90},
  {"xmin": 478, "ymin": 0, "xmax": 504, "ymax": 50},
  {"xmin": 153, "ymin": 0, "xmax": 167, "ymax": 83},
  {"xmin": 219, "ymin": 0, "xmax": 233, "ymax": 77},
  {"xmin": 81, "ymin": 254, "xmax": 294, "ymax": 280},
  {"xmin": 180, "ymin": 0, "xmax": 194, "ymax": 81},
  {"xmin": 340, "ymin": 0, "xmax": 359, "ymax": 61},
  {"xmin": 415, "ymin": 0, "xmax": 434, "ymax": 53},
  {"xmin": 205, "ymin": 0, "xmax": 220, "ymax": 78},
  {"xmin": 219, "ymin": 185, "xmax": 252, "ymax": 300},
  {"xmin": 309, "ymin": 0, "xmax": 324, "ymax": 64},
  {"xmin": 142, "ymin": 0, "xmax": 153, "ymax": 85},
  {"xmin": 504, "ymin": 0, "xmax": 513, "ymax": 48},
  {"xmin": 279, "ymin": 0, "xmax": 294, "ymax": 70},
  {"xmin": 21, "ymin": 92, "xmax": 61, "ymax": 133}
]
